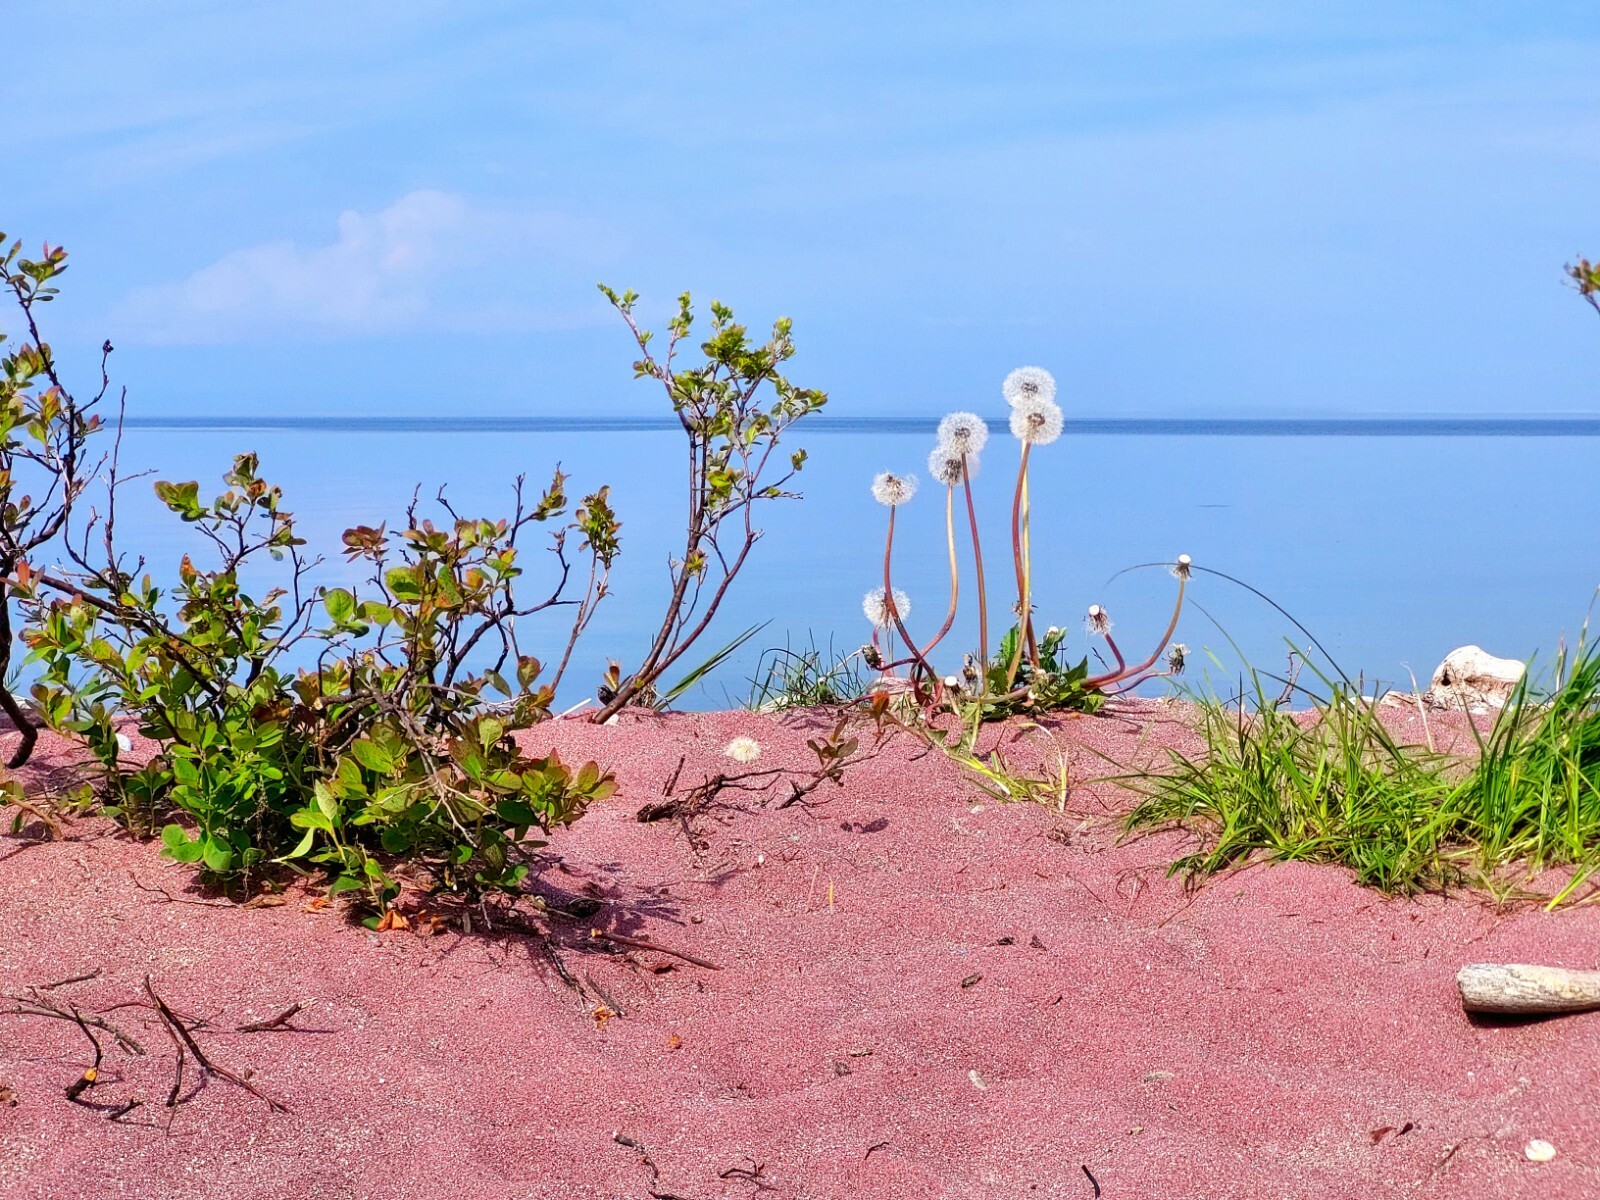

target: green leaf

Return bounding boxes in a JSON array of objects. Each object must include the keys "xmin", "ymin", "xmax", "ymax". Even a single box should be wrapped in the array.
[
  {"xmin": 323, "ymin": 587, "xmax": 356, "ymax": 624},
  {"xmin": 201, "ymin": 838, "xmax": 233, "ymax": 873}
]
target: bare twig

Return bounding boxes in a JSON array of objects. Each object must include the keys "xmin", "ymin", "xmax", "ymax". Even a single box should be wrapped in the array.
[{"xmin": 144, "ymin": 977, "xmax": 287, "ymax": 1113}]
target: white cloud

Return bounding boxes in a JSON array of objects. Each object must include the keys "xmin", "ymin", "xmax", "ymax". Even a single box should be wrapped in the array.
[{"xmin": 116, "ymin": 190, "xmax": 625, "ymax": 343}]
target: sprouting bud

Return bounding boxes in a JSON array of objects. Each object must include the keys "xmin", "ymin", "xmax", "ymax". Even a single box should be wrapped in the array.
[
  {"xmin": 863, "ymin": 586, "xmax": 912, "ymax": 628},
  {"xmin": 927, "ymin": 445, "xmax": 976, "ymax": 487},
  {"xmin": 1172, "ymin": 554, "xmax": 1193, "ymax": 581},
  {"xmin": 723, "ymin": 736, "xmax": 761, "ymax": 763},
  {"xmin": 870, "ymin": 471, "xmax": 917, "ymax": 507},
  {"xmin": 1166, "ymin": 644, "xmax": 1188, "ymax": 674},
  {"xmin": 1009, "ymin": 397, "xmax": 1064, "ymax": 446},
  {"xmin": 1002, "ymin": 366, "xmax": 1057, "ymax": 408},
  {"xmin": 936, "ymin": 411, "xmax": 990, "ymax": 455},
  {"xmin": 1086, "ymin": 605, "xmax": 1112, "ymax": 636}
]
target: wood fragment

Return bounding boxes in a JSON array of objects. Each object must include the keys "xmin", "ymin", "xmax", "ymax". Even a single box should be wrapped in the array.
[
  {"xmin": 1457, "ymin": 963, "xmax": 1600, "ymax": 1014},
  {"xmin": 40, "ymin": 968, "xmax": 102, "ymax": 991},
  {"xmin": 144, "ymin": 977, "xmax": 287, "ymax": 1113},
  {"xmin": 235, "ymin": 1003, "xmax": 303, "ymax": 1033},
  {"xmin": 590, "ymin": 929, "xmax": 722, "ymax": 971},
  {"xmin": 4, "ymin": 994, "xmax": 146, "ymax": 1055}
]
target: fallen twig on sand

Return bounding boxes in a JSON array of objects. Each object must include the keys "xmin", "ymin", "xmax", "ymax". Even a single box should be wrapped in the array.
[
  {"xmin": 144, "ymin": 976, "xmax": 287, "ymax": 1114},
  {"xmin": 63, "ymin": 1007, "xmax": 103, "ymax": 1104},
  {"xmin": 613, "ymin": 1132, "xmax": 695, "ymax": 1200},
  {"xmin": 235, "ymin": 1002, "xmax": 304, "ymax": 1033},
  {"xmin": 590, "ymin": 929, "xmax": 722, "ymax": 971},
  {"xmin": 39, "ymin": 968, "xmax": 102, "ymax": 990},
  {"xmin": 1081, "ymin": 1163, "xmax": 1101, "ymax": 1198},
  {"xmin": 5, "ymin": 991, "xmax": 146, "ymax": 1055}
]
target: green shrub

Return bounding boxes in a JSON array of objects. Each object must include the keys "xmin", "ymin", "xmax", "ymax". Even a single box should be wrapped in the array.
[{"xmin": 21, "ymin": 455, "xmax": 617, "ymax": 909}]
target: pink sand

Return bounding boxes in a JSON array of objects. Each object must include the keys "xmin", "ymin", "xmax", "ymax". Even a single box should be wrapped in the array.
[{"xmin": 2, "ymin": 702, "xmax": 1598, "ymax": 1199}]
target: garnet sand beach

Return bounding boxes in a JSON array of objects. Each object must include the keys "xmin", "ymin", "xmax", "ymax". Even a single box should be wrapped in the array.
[{"xmin": 2, "ymin": 703, "xmax": 1596, "ymax": 1200}]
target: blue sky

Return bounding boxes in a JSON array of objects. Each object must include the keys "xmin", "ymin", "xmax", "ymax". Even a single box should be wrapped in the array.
[{"xmin": 6, "ymin": 1, "xmax": 1598, "ymax": 417}]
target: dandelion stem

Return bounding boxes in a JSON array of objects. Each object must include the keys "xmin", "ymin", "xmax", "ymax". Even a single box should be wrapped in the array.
[
  {"xmin": 883, "ymin": 505, "xmax": 935, "ymax": 687},
  {"xmin": 1087, "ymin": 572, "xmax": 1187, "ymax": 689},
  {"xmin": 1006, "ymin": 444, "xmax": 1034, "ymax": 687},
  {"xmin": 918, "ymin": 485, "xmax": 960, "ymax": 661},
  {"xmin": 961, "ymin": 462, "xmax": 988, "ymax": 670}
]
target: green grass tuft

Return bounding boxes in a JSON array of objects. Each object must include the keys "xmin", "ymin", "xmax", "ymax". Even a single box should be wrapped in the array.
[{"xmin": 1124, "ymin": 633, "xmax": 1600, "ymax": 905}]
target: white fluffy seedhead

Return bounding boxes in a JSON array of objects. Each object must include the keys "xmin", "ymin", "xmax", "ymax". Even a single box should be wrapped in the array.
[
  {"xmin": 936, "ymin": 411, "xmax": 990, "ymax": 456},
  {"xmin": 1002, "ymin": 366, "xmax": 1057, "ymax": 408},
  {"xmin": 870, "ymin": 471, "xmax": 917, "ymax": 507},
  {"xmin": 927, "ymin": 445, "xmax": 977, "ymax": 487},
  {"xmin": 1009, "ymin": 397, "xmax": 1064, "ymax": 446},
  {"xmin": 723, "ymin": 736, "xmax": 762, "ymax": 763},
  {"xmin": 1086, "ymin": 604, "xmax": 1112, "ymax": 636},
  {"xmin": 862, "ymin": 586, "xmax": 912, "ymax": 628}
]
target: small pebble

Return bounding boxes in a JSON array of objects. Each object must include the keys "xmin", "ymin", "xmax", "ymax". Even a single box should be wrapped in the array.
[
  {"xmin": 968, "ymin": 1069, "xmax": 987, "ymax": 1090},
  {"xmin": 1525, "ymin": 1139, "xmax": 1557, "ymax": 1163},
  {"xmin": 969, "ymin": 805, "xmax": 983, "ymax": 814}
]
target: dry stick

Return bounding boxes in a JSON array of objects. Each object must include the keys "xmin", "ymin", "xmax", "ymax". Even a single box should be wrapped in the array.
[
  {"xmin": 235, "ymin": 1003, "xmax": 303, "ymax": 1033},
  {"xmin": 143, "ymin": 977, "xmax": 287, "ymax": 1113},
  {"xmin": 63, "ymin": 1007, "xmax": 104, "ymax": 1103},
  {"xmin": 40, "ymin": 968, "xmax": 102, "ymax": 991},
  {"xmin": 1086, "ymin": 567, "xmax": 1188, "ymax": 690},
  {"xmin": 5, "ymin": 995, "xmax": 146, "ymax": 1055},
  {"xmin": 961, "ymin": 462, "xmax": 988, "ymax": 670},
  {"xmin": 589, "ymin": 929, "xmax": 723, "ymax": 971}
]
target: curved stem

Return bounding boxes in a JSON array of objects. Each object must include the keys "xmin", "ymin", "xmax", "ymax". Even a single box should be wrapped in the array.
[
  {"xmin": 918, "ymin": 485, "xmax": 959, "ymax": 660},
  {"xmin": 961, "ymin": 467, "xmax": 988, "ymax": 670},
  {"xmin": 1086, "ymin": 573, "xmax": 1187, "ymax": 689},
  {"xmin": 1023, "ymin": 470, "xmax": 1039, "ymax": 668},
  {"xmin": 1005, "ymin": 444, "xmax": 1032, "ymax": 688},
  {"xmin": 883, "ymin": 506, "xmax": 935, "ymax": 692}
]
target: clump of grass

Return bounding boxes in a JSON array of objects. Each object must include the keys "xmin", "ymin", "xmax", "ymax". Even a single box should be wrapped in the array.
[
  {"xmin": 746, "ymin": 636, "xmax": 868, "ymax": 711},
  {"xmin": 1456, "ymin": 637, "xmax": 1600, "ymax": 904},
  {"xmin": 1125, "ymin": 631, "xmax": 1600, "ymax": 906}
]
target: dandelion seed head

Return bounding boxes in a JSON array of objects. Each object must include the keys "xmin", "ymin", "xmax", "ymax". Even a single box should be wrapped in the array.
[
  {"xmin": 723, "ymin": 736, "xmax": 762, "ymax": 763},
  {"xmin": 937, "ymin": 411, "xmax": 990, "ymax": 455},
  {"xmin": 862, "ymin": 586, "xmax": 912, "ymax": 628},
  {"xmin": 928, "ymin": 445, "xmax": 977, "ymax": 487},
  {"xmin": 1166, "ymin": 644, "xmax": 1188, "ymax": 674},
  {"xmin": 1086, "ymin": 604, "xmax": 1112, "ymax": 635},
  {"xmin": 1172, "ymin": 553, "xmax": 1193, "ymax": 581},
  {"xmin": 1010, "ymin": 397, "xmax": 1064, "ymax": 445},
  {"xmin": 1002, "ymin": 366, "xmax": 1057, "ymax": 408},
  {"xmin": 870, "ymin": 471, "xmax": 917, "ymax": 507}
]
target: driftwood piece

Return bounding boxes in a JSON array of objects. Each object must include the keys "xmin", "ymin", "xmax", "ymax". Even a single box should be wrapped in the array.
[{"xmin": 1457, "ymin": 963, "xmax": 1600, "ymax": 1014}]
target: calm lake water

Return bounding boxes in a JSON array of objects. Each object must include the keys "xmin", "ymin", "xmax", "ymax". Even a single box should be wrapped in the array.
[{"xmin": 91, "ymin": 416, "xmax": 1600, "ymax": 707}]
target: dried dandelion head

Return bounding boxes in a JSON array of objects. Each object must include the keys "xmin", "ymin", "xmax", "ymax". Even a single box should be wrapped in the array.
[
  {"xmin": 870, "ymin": 471, "xmax": 917, "ymax": 507},
  {"xmin": 928, "ymin": 444, "xmax": 977, "ymax": 487},
  {"xmin": 1086, "ymin": 604, "xmax": 1112, "ymax": 636},
  {"xmin": 936, "ymin": 411, "xmax": 990, "ymax": 456},
  {"xmin": 1002, "ymin": 366, "xmax": 1056, "ymax": 408},
  {"xmin": 1166, "ymin": 644, "xmax": 1189, "ymax": 674},
  {"xmin": 1009, "ymin": 396, "xmax": 1064, "ymax": 446},
  {"xmin": 723, "ymin": 736, "xmax": 762, "ymax": 763},
  {"xmin": 1171, "ymin": 553, "xmax": 1193, "ymax": 581},
  {"xmin": 862, "ymin": 586, "xmax": 911, "ymax": 628}
]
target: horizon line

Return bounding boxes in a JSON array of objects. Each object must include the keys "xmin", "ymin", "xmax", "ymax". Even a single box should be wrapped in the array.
[{"xmin": 115, "ymin": 414, "xmax": 1600, "ymax": 437}]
